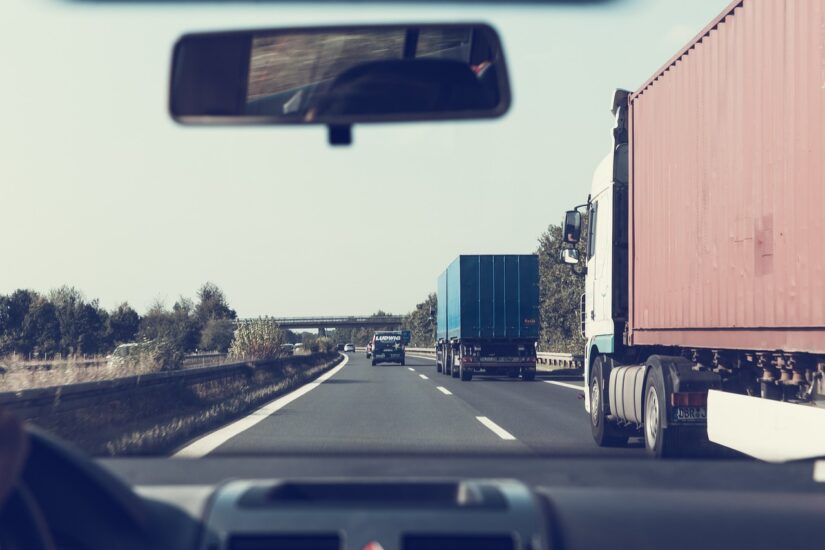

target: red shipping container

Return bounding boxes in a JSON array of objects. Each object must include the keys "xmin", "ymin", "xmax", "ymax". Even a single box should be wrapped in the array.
[{"xmin": 628, "ymin": 0, "xmax": 825, "ymax": 353}]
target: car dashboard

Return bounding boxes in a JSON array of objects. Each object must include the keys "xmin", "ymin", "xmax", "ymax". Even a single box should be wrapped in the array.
[{"xmin": 8, "ymin": 431, "xmax": 825, "ymax": 550}]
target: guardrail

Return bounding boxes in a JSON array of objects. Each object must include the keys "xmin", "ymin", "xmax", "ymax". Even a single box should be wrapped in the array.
[
  {"xmin": 0, "ymin": 353, "xmax": 336, "ymax": 420},
  {"xmin": 403, "ymin": 347, "xmax": 582, "ymax": 369},
  {"xmin": 536, "ymin": 352, "xmax": 583, "ymax": 369}
]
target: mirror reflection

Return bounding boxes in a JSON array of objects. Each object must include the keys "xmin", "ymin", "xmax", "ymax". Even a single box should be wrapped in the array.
[{"xmin": 171, "ymin": 25, "xmax": 508, "ymax": 124}]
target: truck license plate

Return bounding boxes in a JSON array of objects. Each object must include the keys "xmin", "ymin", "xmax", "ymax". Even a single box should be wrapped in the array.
[{"xmin": 671, "ymin": 407, "xmax": 706, "ymax": 423}]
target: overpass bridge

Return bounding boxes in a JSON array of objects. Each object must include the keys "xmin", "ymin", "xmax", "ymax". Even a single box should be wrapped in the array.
[{"xmin": 236, "ymin": 315, "xmax": 403, "ymax": 331}]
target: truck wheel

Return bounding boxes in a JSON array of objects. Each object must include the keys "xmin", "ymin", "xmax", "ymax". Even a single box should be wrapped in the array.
[
  {"xmin": 643, "ymin": 367, "xmax": 680, "ymax": 458},
  {"xmin": 590, "ymin": 356, "xmax": 628, "ymax": 447},
  {"xmin": 451, "ymin": 363, "xmax": 460, "ymax": 378},
  {"xmin": 371, "ymin": 359, "xmax": 377, "ymax": 367},
  {"xmin": 436, "ymin": 362, "xmax": 443, "ymax": 373},
  {"xmin": 521, "ymin": 368, "xmax": 536, "ymax": 381},
  {"xmin": 401, "ymin": 357, "xmax": 406, "ymax": 366},
  {"xmin": 460, "ymin": 364, "xmax": 473, "ymax": 381}
]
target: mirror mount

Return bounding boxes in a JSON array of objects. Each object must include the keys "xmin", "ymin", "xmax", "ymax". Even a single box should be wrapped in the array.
[{"xmin": 329, "ymin": 125, "xmax": 352, "ymax": 146}]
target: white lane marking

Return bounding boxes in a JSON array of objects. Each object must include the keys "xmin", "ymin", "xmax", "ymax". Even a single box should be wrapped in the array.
[
  {"xmin": 544, "ymin": 380, "xmax": 584, "ymax": 391},
  {"xmin": 407, "ymin": 367, "xmax": 415, "ymax": 372},
  {"xmin": 436, "ymin": 386, "xmax": 452, "ymax": 395},
  {"xmin": 419, "ymin": 374, "xmax": 429, "ymax": 380},
  {"xmin": 476, "ymin": 416, "xmax": 517, "ymax": 441},
  {"xmin": 173, "ymin": 354, "xmax": 349, "ymax": 458}
]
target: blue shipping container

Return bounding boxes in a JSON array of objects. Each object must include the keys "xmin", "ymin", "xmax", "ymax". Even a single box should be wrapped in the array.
[{"xmin": 436, "ymin": 255, "xmax": 539, "ymax": 341}]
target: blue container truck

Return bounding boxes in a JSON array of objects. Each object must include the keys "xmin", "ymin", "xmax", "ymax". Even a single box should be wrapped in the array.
[{"xmin": 435, "ymin": 255, "xmax": 540, "ymax": 381}]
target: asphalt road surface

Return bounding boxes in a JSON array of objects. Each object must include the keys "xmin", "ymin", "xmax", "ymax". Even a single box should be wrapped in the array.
[{"xmin": 194, "ymin": 352, "xmax": 646, "ymax": 457}]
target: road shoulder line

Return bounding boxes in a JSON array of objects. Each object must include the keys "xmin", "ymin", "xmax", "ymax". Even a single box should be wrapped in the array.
[
  {"xmin": 173, "ymin": 353, "xmax": 349, "ymax": 458},
  {"xmin": 544, "ymin": 380, "xmax": 584, "ymax": 391}
]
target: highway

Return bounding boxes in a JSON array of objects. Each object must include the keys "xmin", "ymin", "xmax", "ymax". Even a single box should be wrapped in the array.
[{"xmin": 182, "ymin": 352, "xmax": 646, "ymax": 457}]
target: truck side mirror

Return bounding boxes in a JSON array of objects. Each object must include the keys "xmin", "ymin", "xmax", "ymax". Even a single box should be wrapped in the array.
[
  {"xmin": 563, "ymin": 210, "xmax": 582, "ymax": 244},
  {"xmin": 560, "ymin": 248, "xmax": 580, "ymax": 265}
]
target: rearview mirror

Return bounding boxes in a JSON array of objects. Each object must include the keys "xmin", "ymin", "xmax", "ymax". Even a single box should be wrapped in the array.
[
  {"xmin": 560, "ymin": 248, "xmax": 580, "ymax": 265},
  {"xmin": 563, "ymin": 210, "xmax": 582, "ymax": 244},
  {"xmin": 170, "ymin": 24, "xmax": 511, "ymax": 144}
]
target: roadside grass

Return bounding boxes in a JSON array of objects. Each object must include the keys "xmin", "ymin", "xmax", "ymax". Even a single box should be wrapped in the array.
[
  {"xmin": 0, "ymin": 353, "xmax": 231, "ymax": 391},
  {"xmin": 104, "ymin": 355, "xmax": 341, "ymax": 455},
  {"xmin": 13, "ymin": 352, "xmax": 342, "ymax": 456}
]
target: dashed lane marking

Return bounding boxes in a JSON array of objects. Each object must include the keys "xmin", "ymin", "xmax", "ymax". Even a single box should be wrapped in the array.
[{"xmin": 476, "ymin": 416, "xmax": 517, "ymax": 441}]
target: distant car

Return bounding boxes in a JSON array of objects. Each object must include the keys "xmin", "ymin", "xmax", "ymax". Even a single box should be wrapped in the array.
[
  {"xmin": 280, "ymin": 343, "xmax": 294, "ymax": 356},
  {"xmin": 343, "ymin": 343, "xmax": 355, "ymax": 352},
  {"xmin": 336, "ymin": 343, "xmax": 345, "ymax": 351}
]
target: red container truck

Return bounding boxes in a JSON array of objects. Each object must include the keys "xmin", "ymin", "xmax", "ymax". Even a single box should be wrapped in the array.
[{"xmin": 560, "ymin": 0, "xmax": 825, "ymax": 458}]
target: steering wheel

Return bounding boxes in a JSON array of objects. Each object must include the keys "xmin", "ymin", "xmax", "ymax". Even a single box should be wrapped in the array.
[
  {"xmin": 0, "ymin": 483, "xmax": 56, "ymax": 550},
  {"xmin": 0, "ymin": 411, "xmax": 55, "ymax": 550}
]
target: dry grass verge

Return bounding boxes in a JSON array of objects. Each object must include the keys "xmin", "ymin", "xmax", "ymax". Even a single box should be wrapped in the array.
[
  {"xmin": 0, "ymin": 353, "xmax": 232, "ymax": 392},
  {"xmin": 20, "ymin": 353, "xmax": 342, "ymax": 456}
]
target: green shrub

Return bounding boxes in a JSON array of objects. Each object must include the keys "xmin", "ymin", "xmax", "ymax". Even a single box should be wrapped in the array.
[{"xmin": 228, "ymin": 318, "xmax": 283, "ymax": 361}]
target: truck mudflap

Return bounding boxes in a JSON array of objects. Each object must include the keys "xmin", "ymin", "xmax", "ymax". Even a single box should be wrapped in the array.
[
  {"xmin": 707, "ymin": 390, "xmax": 825, "ymax": 462},
  {"xmin": 649, "ymin": 355, "xmax": 722, "ymax": 429},
  {"xmin": 609, "ymin": 355, "xmax": 722, "ymax": 428}
]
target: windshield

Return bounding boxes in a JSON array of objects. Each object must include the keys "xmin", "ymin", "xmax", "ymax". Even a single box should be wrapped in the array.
[{"xmin": 6, "ymin": 0, "xmax": 815, "ymax": 464}]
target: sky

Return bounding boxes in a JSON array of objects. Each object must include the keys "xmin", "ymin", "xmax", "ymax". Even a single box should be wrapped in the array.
[{"xmin": 0, "ymin": 0, "xmax": 728, "ymax": 318}]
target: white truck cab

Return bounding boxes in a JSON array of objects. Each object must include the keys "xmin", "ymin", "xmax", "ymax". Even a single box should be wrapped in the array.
[{"xmin": 578, "ymin": 90, "xmax": 630, "ymax": 417}]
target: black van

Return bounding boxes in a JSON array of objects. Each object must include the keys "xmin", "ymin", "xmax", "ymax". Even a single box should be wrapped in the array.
[{"xmin": 370, "ymin": 331, "xmax": 405, "ymax": 366}]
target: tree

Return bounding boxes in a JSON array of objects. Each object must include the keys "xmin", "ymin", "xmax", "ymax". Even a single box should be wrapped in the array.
[
  {"xmin": 0, "ymin": 289, "xmax": 39, "ymax": 353},
  {"xmin": 401, "ymin": 293, "xmax": 437, "ymax": 347},
  {"xmin": 20, "ymin": 299, "xmax": 61, "ymax": 356},
  {"xmin": 195, "ymin": 282, "xmax": 236, "ymax": 325},
  {"xmin": 138, "ymin": 297, "xmax": 200, "ymax": 354},
  {"xmin": 107, "ymin": 302, "xmax": 140, "ymax": 346},
  {"xmin": 536, "ymin": 219, "xmax": 588, "ymax": 354},
  {"xmin": 48, "ymin": 286, "xmax": 86, "ymax": 355},
  {"xmin": 138, "ymin": 299, "xmax": 169, "ymax": 342},
  {"xmin": 74, "ymin": 302, "xmax": 107, "ymax": 354},
  {"xmin": 171, "ymin": 298, "xmax": 200, "ymax": 352},
  {"xmin": 199, "ymin": 318, "xmax": 235, "ymax": 352}
]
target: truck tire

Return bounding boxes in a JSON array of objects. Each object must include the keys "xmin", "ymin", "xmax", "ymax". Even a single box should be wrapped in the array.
[
  {"xmin": 590, "ymin": 356, "xmax": 628, "ymax": 447},
  {"xmin": 436, "ymin": 362, "xmax": 442, "ymax": 373},
  {"xmin": 401, "ymin": 357, "xmax": 406, "ymax": 366},
  {"xmin": 451, "ymin": 362, "xmax": 460, "ymax": 378},
  {"xmin": 371, "ymin": 359, "xmax": 377, "ymax": 367},
  {"xmin": 460, "ymin": 363, "xmax": 473, "ymax": 381},
  {"xmin": 521, "ymin": 368, "xmax": 536, "ymax": 381},
  {"xmin": 643, "ymin": 366, "xmax": 681, "ymax": 458}
]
